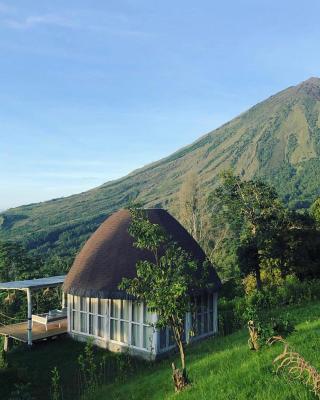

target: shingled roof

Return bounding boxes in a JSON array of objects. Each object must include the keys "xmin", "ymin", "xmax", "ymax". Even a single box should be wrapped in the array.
[{"xmin": 63, "ymin": 208, "xmax": 221, "ymax": 299}]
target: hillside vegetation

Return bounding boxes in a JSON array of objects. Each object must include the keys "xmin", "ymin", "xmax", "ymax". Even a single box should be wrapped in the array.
[
  {"xmin": 1, "ymin": 77, "xmax": 320, "ymax": 257},
  {"xmin": 1, "ymin": 301, "xmax": 319, "ymax": 400},
  {"xmin": 90, "ymin": 302, "xmax": 320, "ymax": 400}
]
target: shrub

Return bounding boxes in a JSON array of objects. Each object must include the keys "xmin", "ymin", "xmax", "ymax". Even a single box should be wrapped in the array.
[
  {"xmin": 218, "ymin": 277, "xmax": 320, "ymax": 336},
  {"xmin": 9, "ymin": 383, "xmax": 33, "ymax": 400},
  {"xmin": 218, "ymin": 297, "xmax": 245, "ymax": 335},
  {"xmin": 50, "ymin": 367, "xmax": 62, "ymax": 400},
  {"xmin": 78, "ymin": 339, "xmax": 98, "ymax": 398}
]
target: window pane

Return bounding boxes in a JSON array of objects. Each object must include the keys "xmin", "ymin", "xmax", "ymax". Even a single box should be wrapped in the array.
[
  {"xmin": 98, "ymin": 299, "xmax": 106, "ymax": 315},
  {"xmin": 80, "ymin": 297, "xmax": 87, "ymax": 312},
  {"xmin": 203, "ymin": 312, "xmax": 208, "ymax": 334},
  {"xmin": 168, "ymin": 327, "xmax": 175, "ymax": 346},
  {"xmin": 89, "ymin": 314, "xmax": 95, "ymax": 335},
  {"xmin": 131, "ymin": 323, "xmax": 140, "ymax": 347},
  {"xmin": 111, "ymin": 300, "xmax": 120, "ymax": 318},
  {"xmin": 197, "ymin": 313, "xmax": 202, "ymax": 335},
  {"xmin": 202, "ymin": 294, "xmax": 208, "ymax": 313},
  {"xmin": 132, "ymin": 303, "xmax": 142, "ymax": 323},
  {"xmin": 143, "ymin": 303, "xmax": 152, "ymax": 324},
  {"xmin": 196, "ymin": 295, "xmax": 201, "ymax": 310},
  {"xmin": 110, "ymin": 319, "xmax": 119, "ymax": 341},
  {"xmin": 72, "ymin": 296, "xmax": 79, "ymax": 310},
  {"xmin": 143, "ymin": 326, "xmax": 153, "ymax": 350},
  {"xmin": 120, "ymin": 321, "xmax": 129, "ymax": 343},
  {"xmin": 208, "ymin": 312, "xmax": 213, "ymax": 332},
  {"xmin": 89, "ymin": 298, "xmax": 96, "ymax": 313},
  {"xmin": 209, "ymin": 294, "xmax": 214, "ymax": 311},
  {"xmin": 97, "ymin": 316, "xmax": 104, "ymax": 337},
  {"xmin": 160, "ymin": 328, "xmax": 167, "ymax": 349},
  {"xmin": 121, "ymin": 300, "xmax": 129, "ymax": 320},
  {"xmin": 97, "ymin": 299, "xmax": 102, "ymax": 315},
  {"xmin": 72, "ymin": 311, "xmax": 78, "ymax": 331},
  {"xmin": 80, "ymin": 312, "xmax": 87, "ymax": 333}
]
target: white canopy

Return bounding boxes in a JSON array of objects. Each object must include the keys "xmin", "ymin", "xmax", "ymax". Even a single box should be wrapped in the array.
[
  {"xmin": 0, "ymin": 275, "xmax": 65, "ymax": 291},
  {"xmin": 0, "ymin": 275, "xmax": 66, "ymax": 346}
]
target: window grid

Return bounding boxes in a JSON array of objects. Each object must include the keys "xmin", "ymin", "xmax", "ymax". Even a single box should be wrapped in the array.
[
  {"xmin": 70, "ymin": 295, "xmax": 217, "ymax": 352},
  {"xmin": 193, "ymin": 294, "xmax": 214, "ymax": 337}
]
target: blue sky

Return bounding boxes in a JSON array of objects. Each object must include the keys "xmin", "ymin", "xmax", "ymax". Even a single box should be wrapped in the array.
[{"xmin": 0, "ymin": 0, "xmax": 320, "ymax": 210}]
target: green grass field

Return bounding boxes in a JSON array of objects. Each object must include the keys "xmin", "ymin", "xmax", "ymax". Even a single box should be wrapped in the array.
[
  {"xmin": 91, "ymin": 302, "xmax": 320, "ymax": 400},
  {"xmin": 0, "ymin": 302, "xmax": 319, "ymax": 400}
]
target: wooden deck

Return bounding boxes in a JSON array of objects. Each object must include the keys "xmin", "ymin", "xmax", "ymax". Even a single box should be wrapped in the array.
[{"xmin": 0, "ymin": 319, "xmax": 67, "ymax": 343}]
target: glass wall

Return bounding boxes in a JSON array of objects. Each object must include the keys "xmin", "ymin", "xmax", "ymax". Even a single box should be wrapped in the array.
[
  {"xmin": 192, "ymin": 293, "xmax": 215, "ymax": 337},
  {"xmin": 69, "ymin": 292, "xmax": 217, "ymax": 354},
  {"xmin": 70, "ymin": 295, "xmax": 155, "ymax": 352},
  {"xmin": 158, "ymin": 292, "xmax": 217, "ymax": 352}
]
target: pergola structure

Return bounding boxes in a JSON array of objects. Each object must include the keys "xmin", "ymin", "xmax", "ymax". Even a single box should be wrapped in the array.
[{"xmin": 0, "ymin": 275, "xmax": 66, "ymax": 346}]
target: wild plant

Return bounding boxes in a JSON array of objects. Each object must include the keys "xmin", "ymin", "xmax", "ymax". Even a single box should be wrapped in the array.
[
  {"xmin": 268, "ymin": 336, "xmax": 320, "ymax": 398},
  {"xmin": 50, "ymin": 366, "xmax": 63, "ymax": 400},
  {"xmin": 78, "ymin": 339, "xmax": 98, "ymax": 398},
  {"xmin": 115, "ymin": 347, "xmax": 133, "ymax": 382},
  {"xmin": 8, "ymin": 383, "xmax": 33, "ymax": 400},
  {"xmin": 0, "ymin": 346, "xmax": 8, "ymax": 369}
]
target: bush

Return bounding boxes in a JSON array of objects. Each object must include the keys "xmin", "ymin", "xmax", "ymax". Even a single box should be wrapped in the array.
[
  {"xmin": 219, "ymin": 278, "xmax": 320, "ymax": 336},
  {"xmin": 218, "ymin": 297, "xmax": 245, "ymax": 335}
]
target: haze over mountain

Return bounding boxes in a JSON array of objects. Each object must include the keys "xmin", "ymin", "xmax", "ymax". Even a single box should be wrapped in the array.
[{"xmin": 1, "ymin": 77, "xmax": 320, "ymax": 257}]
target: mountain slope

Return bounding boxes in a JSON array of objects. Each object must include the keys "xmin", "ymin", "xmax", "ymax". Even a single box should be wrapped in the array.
[{"xmin": 1, "ymin": 77, "xmax": 320, "ymax": 256}]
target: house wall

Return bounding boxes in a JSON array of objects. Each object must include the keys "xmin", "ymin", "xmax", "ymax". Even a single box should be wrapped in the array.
[
  {"xmin": 67, "ymin": 296, "xmax": 158, "ymax": 360},
  {"xmin": 67, "ymin": 292, "xmax": 218, "ymax": 360}
]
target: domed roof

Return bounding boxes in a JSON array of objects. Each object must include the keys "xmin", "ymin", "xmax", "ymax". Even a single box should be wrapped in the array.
[{"xmin": 63, "ymin": 208, "xmax": 221, "ymax": 299}]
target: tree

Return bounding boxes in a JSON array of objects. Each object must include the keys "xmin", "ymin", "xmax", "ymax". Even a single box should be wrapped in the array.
[
  {"xmin": 310, "ymin": 197, "xmax": 320, "ymax": 226},
  {"xmin": 119, "ymin": 208, "xmax": 209, "ymax": 391},
  {"xmin": 209, "ymin": 171, "xmax": 288, "ymax": 289},
  {"xmin": 0, "ymin": 241, "xmax": 37, "ymax": 282},
  {"xmin": 177, "ymin": 171, "xmax": 213, "ymax": 259}
]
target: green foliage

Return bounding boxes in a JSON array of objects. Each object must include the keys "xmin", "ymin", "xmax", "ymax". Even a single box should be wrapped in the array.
[
  {"xmin": 114, "ymin": 349, "xmax": 133, "ymax": 383},
  {"xmin": 1, "ymin": 337, "xmax": 148, "ymax": 400},
  {"xmin": 310, "ymin": 197, "xmax": 320, "ymax": 226},
  {"xmin": 0, "ymin": 241, "xmax": 38, "ymax": 282},
  {"xmin": 90, "ymin": 301, "xmax": 320, "ymax": 400},
  {"xmin": 50, "ymin": 367, "xmax": 62, "ymax": 400},
  {"xmin": 120, "ymin": 207, "xmax": 210, "ymax": 385},
  {"xmin": 219, "ymin": 278, "xmax": 320, "ymax": 336},
  {"xmin": 0, "ymin": 345, "xmax": 8, "ymax": 369},
  {"xmin": 78, "ymin": 339, "xmax": 99, "ymax": 397},
  {"xmin": 120, "ymin": 208, "xmax": 210, "ymax": 332},
  {"xmin": 9, "ymin": 383, "xmax": 34, "ymax": 400},
  {"xmin": 244, "ymin": 293, "xmax": 295, "ymax": 346},
  {"xmin": 209, "ymin": 172, "xmax": 289, "ymax": 288}
]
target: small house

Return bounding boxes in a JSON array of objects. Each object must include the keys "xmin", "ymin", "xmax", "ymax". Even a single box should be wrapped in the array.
[{"xmin": 63, "ymin": 209, "xmax": 221, "ymax": 359}]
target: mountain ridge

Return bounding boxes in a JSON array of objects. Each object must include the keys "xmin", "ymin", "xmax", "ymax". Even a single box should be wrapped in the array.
[{"xmin": 1, "ymin": 77, "xmax": 320, "ymax": 257}]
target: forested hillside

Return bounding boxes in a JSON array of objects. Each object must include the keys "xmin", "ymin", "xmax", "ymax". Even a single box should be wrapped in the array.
[{"xmin": 1, "ymin": 77, "xmax": 320, "ymax": 258}]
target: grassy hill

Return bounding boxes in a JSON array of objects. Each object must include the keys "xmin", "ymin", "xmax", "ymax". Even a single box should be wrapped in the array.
[
  {"xmin": 91, "ymin": 302, "xmax": 320, "ymax": 400},
  {"xmin": 1, "ymin": 301, "xmax": 319, "ymax": 399},
  {"xmin": 1, "ymin": 77, "xmax": 320, "ymax": 257}
]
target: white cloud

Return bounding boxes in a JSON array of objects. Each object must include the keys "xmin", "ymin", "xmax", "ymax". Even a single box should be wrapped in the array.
[
  {"xmin": 1, "ymin": 10, "xmax": 152, "ymax": 38},
  {"xmin": 4, "ymin": 14, "xmax": 75, "ymax": 29}
]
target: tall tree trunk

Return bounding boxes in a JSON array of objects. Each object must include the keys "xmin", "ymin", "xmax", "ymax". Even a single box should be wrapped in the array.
[
  {"xmin": 178, "ymin": 340, "xmax": 186, "ymax": 373},
  {"xmin": 171, "ymin": 325, "xmax": 188, "ymax": 391}
]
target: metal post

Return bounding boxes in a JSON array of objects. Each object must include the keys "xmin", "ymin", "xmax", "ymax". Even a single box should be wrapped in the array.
[
  {"xmin": 62, "ymin": 291, "xmax": 65, "ymax": 309},
  {"xmin": 26, "ymin": 288, "xmax": 33, "ymax": 346}
]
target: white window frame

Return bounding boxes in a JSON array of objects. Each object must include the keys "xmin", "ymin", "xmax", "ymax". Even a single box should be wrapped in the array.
[
  {"xmin": 192, "ymin": 293, "xmax": 215, "ymax": 339},
  {"xmin": 70, "ymin": 296, "xmax": 156, "ymax": 352},
  {"xmin": 70, "ymin": 295, "xmax": 108, "ymax": 340}
]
